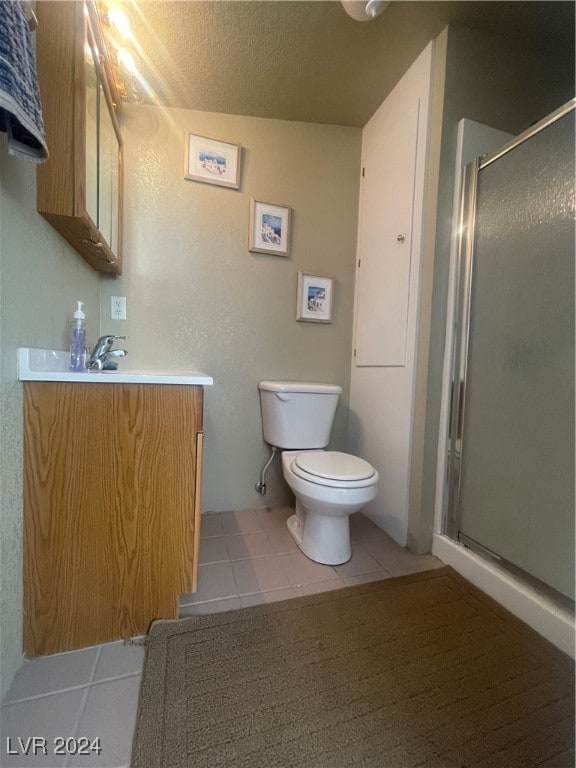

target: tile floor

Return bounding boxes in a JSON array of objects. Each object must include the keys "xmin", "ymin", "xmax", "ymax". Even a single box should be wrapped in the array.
[{"xmin": 1, "ymin": 508, "xmax": 443, "ymax": 768}]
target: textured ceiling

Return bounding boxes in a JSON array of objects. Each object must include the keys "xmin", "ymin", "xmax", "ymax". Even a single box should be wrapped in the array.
[{"xmin": 130, "ymin": 1, "xmax": 575, "ymax": 127}]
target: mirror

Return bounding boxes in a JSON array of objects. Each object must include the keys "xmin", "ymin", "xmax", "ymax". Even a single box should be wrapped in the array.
[
  {"xmin": 98, "ymin": 70, "xmax": 121, "ymax": 256},
  {"xmin": 84, "ymin": 41, "xmax": 98, "ymax": 227},
  {"xmin": 85, "ymin": 1, "xmax": 123, "ymax": 267},
  {"xmin": 36, "ymin": 1, "xmax": 123, "ymax": 274}
]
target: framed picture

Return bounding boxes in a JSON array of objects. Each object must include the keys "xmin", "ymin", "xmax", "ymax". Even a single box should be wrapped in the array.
[
  {"xmin": 185, "ymin": 133, "xmax": 241, "ymax": 189},
  {"xmin": 296, "ymin": 271, "xmax": 333, "ymax": 323},
  {"xmin": 249, "ymin": 199, "xmax": 291, "ymax": 256}
]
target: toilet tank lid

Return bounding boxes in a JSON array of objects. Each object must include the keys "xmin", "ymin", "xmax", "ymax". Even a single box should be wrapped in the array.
[{"xmin": 258, "ymin": 380, "xmax": 342, "ymax": 395}]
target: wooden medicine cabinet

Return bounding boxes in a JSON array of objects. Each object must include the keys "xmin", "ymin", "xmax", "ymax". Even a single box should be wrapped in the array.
[{"xmin": 36, "ymin": 1, "xmax": 123, "ymax": 273}]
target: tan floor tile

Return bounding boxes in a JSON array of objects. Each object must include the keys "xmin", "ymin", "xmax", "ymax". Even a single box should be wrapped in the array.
[
  {"xmin": 179, "ymin": 597, "xmax": 241, "ymax": 616},
  {"xmin": 255, "ymin": 507, "xmax": 293, "ymax": 530},
  {"xmin": 278, "ymin": 551, "xmax": 338, "ymax": 587},
  {"xmin": 334, "ymin": 543, "xmax": 386, "ymax": 578},
  {"xmin": 293, "ymin": 579, "xmax": 344, "ymax": 597},
  {"xmin": 265, "ymin": 526, "xmax": 299, "ymax": 555},
  {"xmin": 239, "ymin": 588, "xmax": 296, "ymax": 608},
  {"xmin": 226, "ymin": 531, "xmax": 273, "ymax": 560},
  {"xmin": 231, "ymin": 555, "xmax": 291, "ymax": 595},
  {"xmin": 199, "ymin": 535, "xmax": 229, "ymax": 565},
  {"xmin": 221, "ymin": 509, "xmax": 263, "ymax": 535},
  {"xmin": 180, "ymin": 561, "xmax": 238, "ymax": 605},
  {"xmin": 341, "ymin": 571, "xmax": 391, "ymax": 587},
  {"xmin": 200, "ymin": 512, "xmax": 223, "ymax": 538}
]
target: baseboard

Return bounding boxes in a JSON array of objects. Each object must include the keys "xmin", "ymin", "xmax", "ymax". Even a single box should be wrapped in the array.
[{"xmin": 432, "ymin": 534, "xmax": 575, "ymax": 658}]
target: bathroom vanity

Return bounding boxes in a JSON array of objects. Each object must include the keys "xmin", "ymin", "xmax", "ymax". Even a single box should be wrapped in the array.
[{"xmin": 19, "ymin": 350, "xmax": 213, "ymax": 657}]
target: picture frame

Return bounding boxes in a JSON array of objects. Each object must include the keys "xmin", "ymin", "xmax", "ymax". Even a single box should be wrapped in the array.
[
  {"xmin": 296, "ymin": 271, "xmax": 333, "ymax": 323},
  {"xmin": 249, "ymin": 199, "xmax": 291, "ymax": 256},
  {"xmin": 185, "ymin": 133, "xmax": 241, "ymax": 189}
]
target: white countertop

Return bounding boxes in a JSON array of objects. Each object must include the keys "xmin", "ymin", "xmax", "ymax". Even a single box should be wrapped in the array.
[{"xmin": 17, "ymin": 348, "xmax": 214, "ymax": 386}]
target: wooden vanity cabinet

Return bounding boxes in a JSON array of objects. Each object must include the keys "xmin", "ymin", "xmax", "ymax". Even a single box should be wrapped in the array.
[{"xmin": 23, "ymin": 382, "xmax": 204, "ymax": 657}]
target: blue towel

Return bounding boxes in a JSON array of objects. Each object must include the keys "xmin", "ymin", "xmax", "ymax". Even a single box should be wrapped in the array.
[{"xmin": 0, "ymin": 1, "xmax": 48, "ymax": 162}]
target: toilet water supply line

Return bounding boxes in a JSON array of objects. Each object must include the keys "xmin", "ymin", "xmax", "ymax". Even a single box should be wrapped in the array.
[{"xmin": 255, "ymin": 446, "xmax": 277, "ymax": 494}]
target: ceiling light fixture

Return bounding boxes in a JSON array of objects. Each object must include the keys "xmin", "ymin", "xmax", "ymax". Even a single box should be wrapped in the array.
[{"xmin": 341, "ymin": 0, "xmax": 390, "ymax": 22}]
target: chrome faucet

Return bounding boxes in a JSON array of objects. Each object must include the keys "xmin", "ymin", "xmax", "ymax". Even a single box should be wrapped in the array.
[{"xmin": 87, "ymin": 335, "xmax": 128, "ymax": 371}]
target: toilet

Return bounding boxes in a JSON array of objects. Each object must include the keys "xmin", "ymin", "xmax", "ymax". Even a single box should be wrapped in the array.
[{"xmin": 258, "ymin": 380, "xmax": 379, "ymax": 565}]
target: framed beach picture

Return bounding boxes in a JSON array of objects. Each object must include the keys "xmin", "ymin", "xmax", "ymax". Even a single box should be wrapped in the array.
[
  {"xmin": 249, "ymin": 199, "xmax": 291, "ymax": 256},
  {"xmin": 185, "ymin": 133, "xmax": 241, "ymax": 189},
  {"xmin": 296, "ymin": 271, "xmax": 333, "ymax": 323}
]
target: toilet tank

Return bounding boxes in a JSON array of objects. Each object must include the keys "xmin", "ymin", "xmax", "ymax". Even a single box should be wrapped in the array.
[{"xmin": 258, "ymin": 380, "xmax": 342, "ymax": 449}]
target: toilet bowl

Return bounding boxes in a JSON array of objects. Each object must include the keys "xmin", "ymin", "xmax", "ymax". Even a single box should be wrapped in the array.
[
  {"xmin": 258, "ymin": 380, "xmax": 379, "ymax": 566},
  {"xmin": 281, "ymin": 450, "xmax": 379, "ymax": 565}
]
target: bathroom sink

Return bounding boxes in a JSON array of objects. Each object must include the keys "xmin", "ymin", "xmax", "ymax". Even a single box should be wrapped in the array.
[{"xmin": 17, "ymin": 348, "xmax": 213, "ymax": 386}]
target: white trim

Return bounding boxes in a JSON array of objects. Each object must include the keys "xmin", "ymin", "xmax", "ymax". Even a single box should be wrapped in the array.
[{"xmin": 433, "ymin": 534, "xmax": 575, "ymax": 658}]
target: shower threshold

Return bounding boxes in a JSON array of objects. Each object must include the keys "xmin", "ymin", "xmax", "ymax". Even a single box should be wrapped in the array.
[{"xmin": 457, "ymin": 531, "xmax": 575, "ymax": 616}]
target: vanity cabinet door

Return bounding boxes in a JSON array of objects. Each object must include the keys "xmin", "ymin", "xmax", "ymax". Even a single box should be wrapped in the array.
[{"xmin": 23, "ymin": 383, "xmax": 203, "ymax": 657}]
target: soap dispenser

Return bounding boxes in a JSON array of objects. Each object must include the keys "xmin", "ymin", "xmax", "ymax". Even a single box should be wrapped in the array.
[{"xmin": 69, "ymin": 300, "xmax": 87, "ymax": 372}]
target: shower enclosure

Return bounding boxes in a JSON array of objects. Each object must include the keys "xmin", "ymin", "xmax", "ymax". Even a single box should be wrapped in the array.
[{"xmin": 446, "ymin": 99, "xmax": 575, "ymax": 605}]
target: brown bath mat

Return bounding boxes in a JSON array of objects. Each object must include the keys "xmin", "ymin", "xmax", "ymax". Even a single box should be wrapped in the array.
[{"xmin": 131, "ymin": 567, "xmax": 574, "ymax": 768}]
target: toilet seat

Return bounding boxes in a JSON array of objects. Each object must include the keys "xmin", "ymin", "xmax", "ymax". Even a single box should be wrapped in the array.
[{"xmin": 291, "ymin": 451, "xmax": 377, "ymax": 489}]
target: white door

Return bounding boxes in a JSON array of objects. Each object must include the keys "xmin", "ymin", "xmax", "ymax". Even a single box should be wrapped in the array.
[{"xmin": 354, "ymin": 97, "xmax": 420, "ymax": 367}]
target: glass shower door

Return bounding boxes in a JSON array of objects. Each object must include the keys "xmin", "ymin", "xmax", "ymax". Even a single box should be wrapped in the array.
[{"xmin": 448, "ymin": 102, "xmax": 575, "ymax": 601}]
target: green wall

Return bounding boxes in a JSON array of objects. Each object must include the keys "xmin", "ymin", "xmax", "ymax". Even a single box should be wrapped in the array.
[
  {"xmin": 100, "ymin": 106, "xmax": 362, "ymax": 512},
  {"xmin": 0, "ymin": 137, "xmax": 101, "ymax": 698}
]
